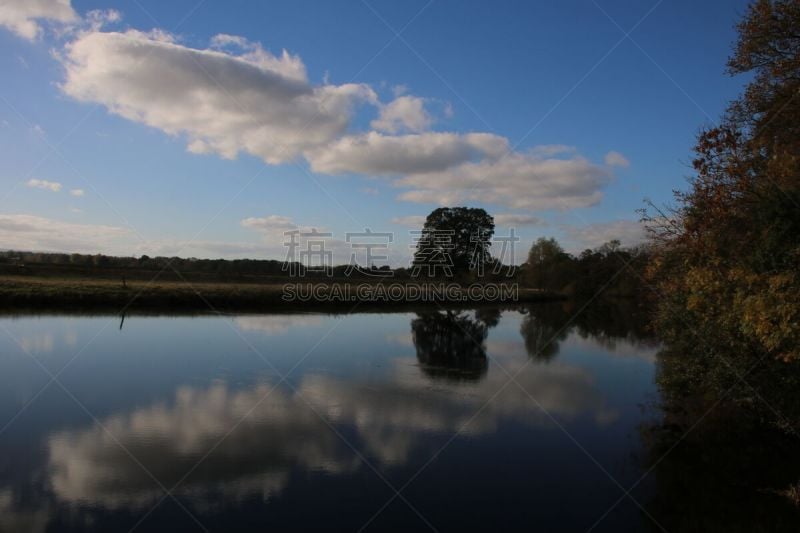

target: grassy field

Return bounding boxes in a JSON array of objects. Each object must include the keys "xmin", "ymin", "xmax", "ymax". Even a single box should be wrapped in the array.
[{"xmin": 0, "ymin": 275, "xmax": 560, "ymax": 313}]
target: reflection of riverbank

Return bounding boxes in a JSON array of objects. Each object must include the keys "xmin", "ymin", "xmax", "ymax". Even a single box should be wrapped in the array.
[
  {"xmin": 641, "ymin": 344, "xmax": 800, "ymax": 531},
  {"xmin": 642, "ymin": 401, "xmax": 800, "ymax": 531}
]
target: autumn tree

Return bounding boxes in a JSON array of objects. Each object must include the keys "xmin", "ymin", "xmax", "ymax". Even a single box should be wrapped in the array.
[{"xmin": 644, "ymin": 0, "xmax": 800, "ymax": 430}]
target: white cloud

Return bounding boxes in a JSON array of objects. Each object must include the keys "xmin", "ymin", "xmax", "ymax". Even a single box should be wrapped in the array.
[
  {"xmin": 0, "ymin": 0, "xmax": 77, "ymax": 40},
  {"xmin": 307, "ymin": 131, "xmax": 508, "ymax": 176},
  {"xmin": 0, "ymin": 213, "xmax": 129, "ymax": 253},
  {"xmin": 392, "ymin": 84, "xmax": 408, "ymax": 97},
  {"xmin": 240, "ymin": 215, "xmax": 299, "ymax": 233},
  {"xmin": 26, "ymin": 178, "xmax": 62, "ymax": 192},
  {"xmin": 442, "ymin": 101, "xmax": 454, "ymax": 118},
  {"xmin": 241, "ymin": 214, "xmax": 341, "ymax": 262},
  {"xmin": 604, "ymin": 150, "xmax": 630, "ymax": 168},
  {"xmin": 396, "ymin": 152, "xmax": 612, "ymax": 210},
  {"xmin": 371, "ymin": 95, "xmax": 432, "ymax": 133},
  {"xmin": 84, "ymin": 8, "xmax": 121, "ymax": 31},
  {"xmin": 308, "ymin": 131, "xmax": 613, "ymax": 210},
  {"xmin": 208, "ymin": 33, "xmax": 307, "ymax": 81},
  {"xmin": 69, "ymin": 188, "xmax": 84, "ymax": 197},
  {"xmin": 392, "ymin": 213, "xmax": 543, "ymax": 229},
  {"xmin": 60, "ymin": 30, "xmax": 377, "ymax": 164},
  {"xmin": 562, "ymin": 219, "xmax": 646, "ymax": 250},
  {"xmin": 530, "ymin": 144, "xmax": 576, "ymax": 157},
  {"xmin": 57, "ymin": 28, "xmax": 625, "ymax": 212},
  {"xmin": 494, "ymin": 213, "xmax": 545, "ymax": 226}
]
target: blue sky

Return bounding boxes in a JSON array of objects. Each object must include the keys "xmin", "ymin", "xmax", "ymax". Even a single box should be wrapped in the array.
[{"xmin": 0, "ymin": 0, "xmax": 750, "ymax": 264}]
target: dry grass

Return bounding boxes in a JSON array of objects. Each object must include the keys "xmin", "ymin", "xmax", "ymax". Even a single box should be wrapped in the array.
[{"xmin": 0, "ymin": 275, "xmax": 555, "ymax": 312}]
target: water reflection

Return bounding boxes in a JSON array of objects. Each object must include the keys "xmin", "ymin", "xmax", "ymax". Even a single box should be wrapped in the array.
[
  {"xmin": 48, "ymin": 382, "xmax": 348, "ymax": 510},
  {"xmin": 234, "ymin": 314, "xmax": 323, "ymax": 335},
  {"xmin": 519, "ymin": 300, "xmax": 658, "ymax": 363},
  {"xmin": 519, "ymin": 313, "xmax": 567, "ymax": 362},
  {"xmin": 45, "ymin": 356, "xmax": 620, "ymax": 513},
  {"xmin": 0, "ymin": 307, "xmax": 660, "ymax": 531},
  {"xmin": 411, "ymin": 310, "xmax": 496, "ymax": 382},
  {"xmin": 0, "ymin": 489, "xmax": 50, "ymax": 533},
  {"xmin": 643, "ymin": 344, "xmax": 800, "ymax": 531}
]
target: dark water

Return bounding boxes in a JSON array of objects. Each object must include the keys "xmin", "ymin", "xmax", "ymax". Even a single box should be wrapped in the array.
[{"xmin": 0, "ymin": 305, "xmax": 664, "ymax": 532}]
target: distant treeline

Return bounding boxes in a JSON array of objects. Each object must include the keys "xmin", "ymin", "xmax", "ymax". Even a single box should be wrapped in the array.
[
  {"xmin": 519, "ymin": 238, "xmax": 650, "ymax": 299},
  {"xmin": 0, "ymin": 250, "xmax": 518, "ymax": 282},
  {"xmin": 0, "ymin": 238, "xmax": 649, "ymax": 296},
  {"xmin": 0, "ymin": 250, "xmax": 395, "ymax": 281}
]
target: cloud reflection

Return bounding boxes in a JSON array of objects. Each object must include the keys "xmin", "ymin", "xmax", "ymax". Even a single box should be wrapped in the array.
[
  {"xmin": 46, "ymin": 352, "xmax": 616, "ymax": 511},
  {"xmin": 234, "ymin": 314, "xmax": 323, "ymax": 335},
  {"xmin": 48, "ymin": 382, "xmax": 349, "ymax": 510}
]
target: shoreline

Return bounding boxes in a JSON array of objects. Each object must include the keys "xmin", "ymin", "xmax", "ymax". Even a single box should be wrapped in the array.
[{"xmin": 0, "ymin": 275, "xmax": 563, "ymax": 313}]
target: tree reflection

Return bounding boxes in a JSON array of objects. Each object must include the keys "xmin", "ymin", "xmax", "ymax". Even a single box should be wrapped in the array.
[
  {"xmin": 411, "ymin": 310, "xmax": 497, "ymax": 382},
  {"xmin": 638, "ymin": 289, "xmax": 800, "ymax": 530},
  {"xmin": 519, "ymin": 300, "xmax": 658, "ymax": 362},
  {"xmin": 519, "ymin": 312, "xmax": 566, "ymax": 362},
  {"xmin": 642, "ymin": 346, "xmax": 800, "ymax": 531}
]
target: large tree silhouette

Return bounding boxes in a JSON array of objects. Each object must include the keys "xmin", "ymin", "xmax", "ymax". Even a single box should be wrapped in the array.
[{"xmin": 412, "ymin": 207, "xmax": 494, "ymax": 278}]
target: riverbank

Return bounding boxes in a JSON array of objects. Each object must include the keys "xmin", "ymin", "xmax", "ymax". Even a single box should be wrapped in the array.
[{"xmin": 0, "ymin": 275, "xmax": 562, "ymax": 312}]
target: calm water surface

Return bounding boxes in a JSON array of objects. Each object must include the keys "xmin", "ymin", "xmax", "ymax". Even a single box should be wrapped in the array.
[{"xmin": 0, "ymin": 305, "xmax": 662, "ymax": 532}]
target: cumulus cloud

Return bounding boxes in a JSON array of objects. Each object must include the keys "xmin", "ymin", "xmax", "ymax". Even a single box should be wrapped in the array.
[
  {"xmin": 57, "ymin": 28, "xmax": 625, "ymax": 211},
  {"xmin": 530, "ymin": 144, "xmax": 576, "ymax": 157},
  {"xmin": 396, "ymin": 152, "xmax": 612, "ymax": 210},
  {"xmin": 0, "ymin": 213, "xmax": 129, "ymax": 253},
  {"xmin": 493, "ymin": 213, "xmax": 545, "ymax": 226},
  {"xmin": 83, "ymin": 8, "xmax": 121, "ymax": 32},
  {"xmin": 392, "ymin": 213, "xmax": 544, "ymax": 228},
  {"xmin": 0, "ymin": 0, "xmax": 77, "ymax": 40},
  {"xmin": 306, "ymin": 131, "xmax": 508, "ymax": 176},
  {"xmin": 604, "ymin": 150, "xmax": 630, "ymax": 168},
  {"xmin": 563, "ymin": 219, "xmax": 647, "ymax": 250},
  {"xmin": 60, "ymin": 29, "xmax": 377, "ymax": 164},
  {"xmin": 26, "ymin": 179, "xmax": 62, "ymax": 192},
  {"xmin": 371, "ymin": 95, "xmax": 433, "ymax": 133},
  {"xmin": 69, "ymin": 188, "xmax": 84, "ymax": 196},
  {"xmin": 240, "ymin": 215, "xmax": 299, "ymax": 233}
]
